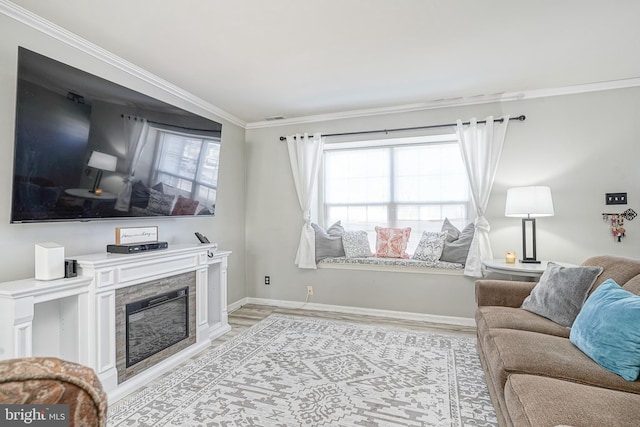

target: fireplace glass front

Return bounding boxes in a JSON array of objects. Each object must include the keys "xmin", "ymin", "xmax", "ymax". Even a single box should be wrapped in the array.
[{"xmin": 126, "ymin": 287, "xmax": 189, "ymax": 367}]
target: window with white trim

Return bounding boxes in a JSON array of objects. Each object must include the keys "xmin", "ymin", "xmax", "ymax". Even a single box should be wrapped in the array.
[
  {"xmin": 320, "ymin": 135, "xmax": 470, "ymax": 254},
  {"xmin": 152, "ymin": 129, "xmax": 220, "ymax": 208}
]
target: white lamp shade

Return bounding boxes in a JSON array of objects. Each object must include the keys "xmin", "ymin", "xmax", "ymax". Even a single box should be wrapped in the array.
[
  {"xmin": 87, "ymin": 151, "xmax": 117, "ymax": 172},
  {"xmin": 505, "ymin": 186, "xmax": 554, "ymax": 218}
]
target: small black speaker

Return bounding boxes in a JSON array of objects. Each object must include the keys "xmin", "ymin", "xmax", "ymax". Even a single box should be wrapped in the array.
[{"xmin": 64, "ymin": 259, "xmax": 78, "ymax": 278}]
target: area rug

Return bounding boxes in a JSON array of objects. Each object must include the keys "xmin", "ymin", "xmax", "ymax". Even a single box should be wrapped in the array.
[{"xmin": 108, "ymin": 314, "xmax": 497, "ymax": 426}]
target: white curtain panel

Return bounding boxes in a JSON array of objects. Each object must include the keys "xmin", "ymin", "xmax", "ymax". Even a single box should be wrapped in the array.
[
  {"xmin": 286, "ymin": 133, "xmax": 324, "ymax": 269},
  {"xmin": 456, "ymin": 116, "xmax": 509, "ymax": 277},
  {"xmin": 114, "ymin": 117, "xmax": 149, "ymax": 211}
]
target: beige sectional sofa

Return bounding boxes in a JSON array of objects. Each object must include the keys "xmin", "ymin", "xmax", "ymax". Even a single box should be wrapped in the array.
[{"xmin": 475, "ymin": 255, "xmax": 640, "ymax": 426}]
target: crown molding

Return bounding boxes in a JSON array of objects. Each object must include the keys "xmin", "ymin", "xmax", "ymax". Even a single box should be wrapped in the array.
[
  {"xmin": 246, "ymin": 77, "xmax": 640, "ymax": 130},
  {"xmin": 0, "ymin": 0, "xmax": 246, "ymax": 128},
  {"xmin": 5, "ymin": 0, "xmax": 639, "ymax": 132}
]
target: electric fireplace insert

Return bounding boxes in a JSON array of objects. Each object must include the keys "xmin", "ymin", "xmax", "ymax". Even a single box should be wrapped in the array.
[{"xmin": 125, "ymin": 287, "xmax": 189, "ymax": 367}]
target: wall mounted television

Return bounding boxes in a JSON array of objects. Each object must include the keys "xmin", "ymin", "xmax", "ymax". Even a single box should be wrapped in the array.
[{"xmin": 11, "ymin": 47, "xmax": 222, "ymax": 223}]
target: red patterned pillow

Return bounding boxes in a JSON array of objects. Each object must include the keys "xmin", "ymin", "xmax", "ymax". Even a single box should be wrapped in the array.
[
  {"xmin": 171, "ymin": 195, "xmax": 200, "ymax": 215},
  {"xmin": 374, "ymin": 226, "xmax": 411, "ymax": 258}
]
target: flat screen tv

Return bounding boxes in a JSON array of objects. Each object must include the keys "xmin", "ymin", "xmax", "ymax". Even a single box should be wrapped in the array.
[{"xmin": 11, "ymin": 47, "xmax": 223, "ymax": 223}]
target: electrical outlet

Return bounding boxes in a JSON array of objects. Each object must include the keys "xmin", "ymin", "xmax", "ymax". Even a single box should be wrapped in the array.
[
  {"xmin": 307, "ymin": 285, "xmax": 313, "ymax": 296},
  {"xmin": 265, "ymin": 276, "xmax": 270, "ymax": 285}
]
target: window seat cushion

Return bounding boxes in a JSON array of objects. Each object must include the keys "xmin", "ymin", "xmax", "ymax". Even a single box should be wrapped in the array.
[{"xmin": 318, "ymin": 256, "xmax": 463, "ymax": 272}]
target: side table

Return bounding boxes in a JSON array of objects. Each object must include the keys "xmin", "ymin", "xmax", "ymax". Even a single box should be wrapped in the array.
[
  {"xmin": 483, "ymin": 259, "xmax": 574, "ymax": 281},
  {"xmin": 65, "ymin": 188, "xmax": 117, "ymax": 200},
  {"xmin": 64, "ymin": 188, "xmax": 117, "ymax": 215}
]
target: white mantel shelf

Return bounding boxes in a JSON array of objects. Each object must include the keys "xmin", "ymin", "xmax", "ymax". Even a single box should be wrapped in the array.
[
  {"xmin": 0, "ymin": 275, "xmax": 92, "ymax": 300},
  {"xmin": 74, "ymin": 243, "xmax": 225, "ymax": 265},
  {"xmin": 0, "ymin": 243, "xmax": 231, "ymax": 403}
]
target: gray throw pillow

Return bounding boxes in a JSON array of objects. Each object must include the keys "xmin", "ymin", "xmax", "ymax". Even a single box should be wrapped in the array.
[
  {"xmin": 311, "ymin": 221, "xmax": 345, "ymax": 262},
  {"xmin": 131, "ymin": 180, "xmax": 150, "ymax": 208},
  {"xmin": 439, "ymin": 218, "xmax": 474, "ymax": 264},
  {"xmin": 521, "ymin": 262, "xmax": 604, "ymax": 328}
]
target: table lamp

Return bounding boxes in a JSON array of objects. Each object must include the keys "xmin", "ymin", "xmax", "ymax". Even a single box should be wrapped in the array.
[
  {"xmin": 88, "ymin": 151, "xmax": 117, "ymax": 193},
  {"xmin": 505, "ymin": 186, "xmax": 554, "ymax": 263}
]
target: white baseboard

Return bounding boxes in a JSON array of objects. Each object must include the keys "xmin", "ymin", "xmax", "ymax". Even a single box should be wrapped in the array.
[
  {"xmin": 228, "ymin": 297, "xmax": 475, "ymax": 327},
  {"xmin": 227, "ymin": 298, "xmax": 246, "ymax": 313}
]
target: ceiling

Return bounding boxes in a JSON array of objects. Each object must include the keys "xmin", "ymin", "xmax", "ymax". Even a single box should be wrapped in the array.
[{"xmin": 8, "ymin": 0, "xmax": 640, "ymax": 125}]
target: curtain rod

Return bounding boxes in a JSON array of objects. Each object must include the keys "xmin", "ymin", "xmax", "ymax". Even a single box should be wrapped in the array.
[
  {"xmin": 120, "ymin": 114, "xmax": 221, "ymax": 134},
  {"xmin": 279, "ymin": 114, "xmax": 525, "ymax": 141}
]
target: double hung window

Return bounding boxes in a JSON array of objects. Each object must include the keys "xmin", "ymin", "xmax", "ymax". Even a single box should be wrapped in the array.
[
  {"xmin": 320, "ymin": 135, "xmax": 470, "ymax": 254},
  {"xmin": 152, "ymin": 129, "xmax": 220, "ymax": 207}
]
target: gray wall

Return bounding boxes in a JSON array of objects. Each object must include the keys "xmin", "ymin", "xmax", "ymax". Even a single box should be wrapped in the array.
[
  {"xmin": 4, "ymin": 6, "xmax": 640, "ymax": 321},
  {"xmin": 246, "ymin": 87, "xmax": 640, "ymax": 319},
  {"xmin": 0, "ymin": 12, "xmax": 247, "ymax": 305}
]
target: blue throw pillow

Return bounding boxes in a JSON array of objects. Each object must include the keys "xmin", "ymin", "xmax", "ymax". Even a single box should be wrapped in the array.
[{"xmin": 570, "ymin": 279, "xmax": 640, "ymax": 381}]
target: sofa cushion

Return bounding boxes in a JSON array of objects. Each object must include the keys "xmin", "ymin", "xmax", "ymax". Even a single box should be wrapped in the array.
[
  {"xmin": 570, "ymin": 279, "xmax": 640, "ymax": 381},
  {"xmin": 374, "ymin": 226, "xmax": 411, "ymax": 258},
  {"xmin": 582, "ymin": 255, "xmax": 640, "ymax": 291},
  {"xmin": 622, "ymin": 274, "xmax": 640, "ymax": 296},
  {"xmin": 147, "ymin": 188, "xmax": 175, "ymax": 215},
  {"xmin": 520, "ymin": 262, "xmax": 603, "ymax": 327},
  {"xmin": 439, "ymin": 218, "xmax": 474, "ymax": 264},
  {"xmin": 171, "ymin": 195, "xmax": 200, "ymax": 215},
  {"xmin": 476, "ymin": 306, "xmax": 570, "ymax": 338},
  {"xmin": 412, "ymin": 231, "xmax": 447, "ymax": 262},
  {"xmin": 311, "ymin": 221, "xmax": 345, "ymax": 262},
  {"xmin": 152, "ymin": 182, "xmax": 182, "ymax": 197},
  {"xmin": 504, "ymin": 374, "xmax": 640, "ymax": 427},
  {"xmin": 342, "ymin": 230, "xmax": 372, "ymax": 258},
  {"xmin": 480, "ymin": 328, "xmax": 640, "ymax": 395},
  {"xmin": 130, "ymin": 180, "xmax": 150, "ymax": 209}
]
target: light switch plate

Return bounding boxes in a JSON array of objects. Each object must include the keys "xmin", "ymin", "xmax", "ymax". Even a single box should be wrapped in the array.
[{"xmin": 606, "ymin": 193, "xmax": 627, "ymax": 205}]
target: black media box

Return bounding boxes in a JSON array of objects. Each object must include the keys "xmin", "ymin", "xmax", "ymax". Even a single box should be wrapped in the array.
[
  {"xmin": 64, "ymin": 259, "xmax": 78, "ymax": 278},
  {"xmin": 107, "ymin": 241, "xmax": 169, "ymax": 254}
]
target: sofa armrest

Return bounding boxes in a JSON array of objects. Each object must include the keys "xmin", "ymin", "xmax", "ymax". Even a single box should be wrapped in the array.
[
  {"xmin": 475, "ymin": 279, "xmax": 537, "ymax": 308},
  {"xmin": 0, "ymin": 357, "xmax": 107, "ymax": 427}
]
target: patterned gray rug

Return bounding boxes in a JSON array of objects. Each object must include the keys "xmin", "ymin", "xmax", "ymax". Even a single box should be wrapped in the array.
[{"xmin": 108, "ymin": 314, "xmax": 497, "ymax": 426}]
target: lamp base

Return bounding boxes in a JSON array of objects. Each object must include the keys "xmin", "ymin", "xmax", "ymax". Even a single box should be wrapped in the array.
[
  {"xmin": 520, "ymin": 218, "xmax": 541, "ymax": 264},
  {"xmin": 90, "ymin": 170, "xmax": 104, "ymax": 194}
]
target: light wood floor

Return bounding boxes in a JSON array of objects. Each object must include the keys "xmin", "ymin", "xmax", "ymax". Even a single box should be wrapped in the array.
[{"xmin": 220, "ymin": 303, "xmax": 476, "ymax": 344}]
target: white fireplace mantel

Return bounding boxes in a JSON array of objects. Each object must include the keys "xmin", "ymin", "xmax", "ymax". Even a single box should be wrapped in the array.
[{"xmin": 0, "ymin": 244, "xmax": 230, "ymax": 402}]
